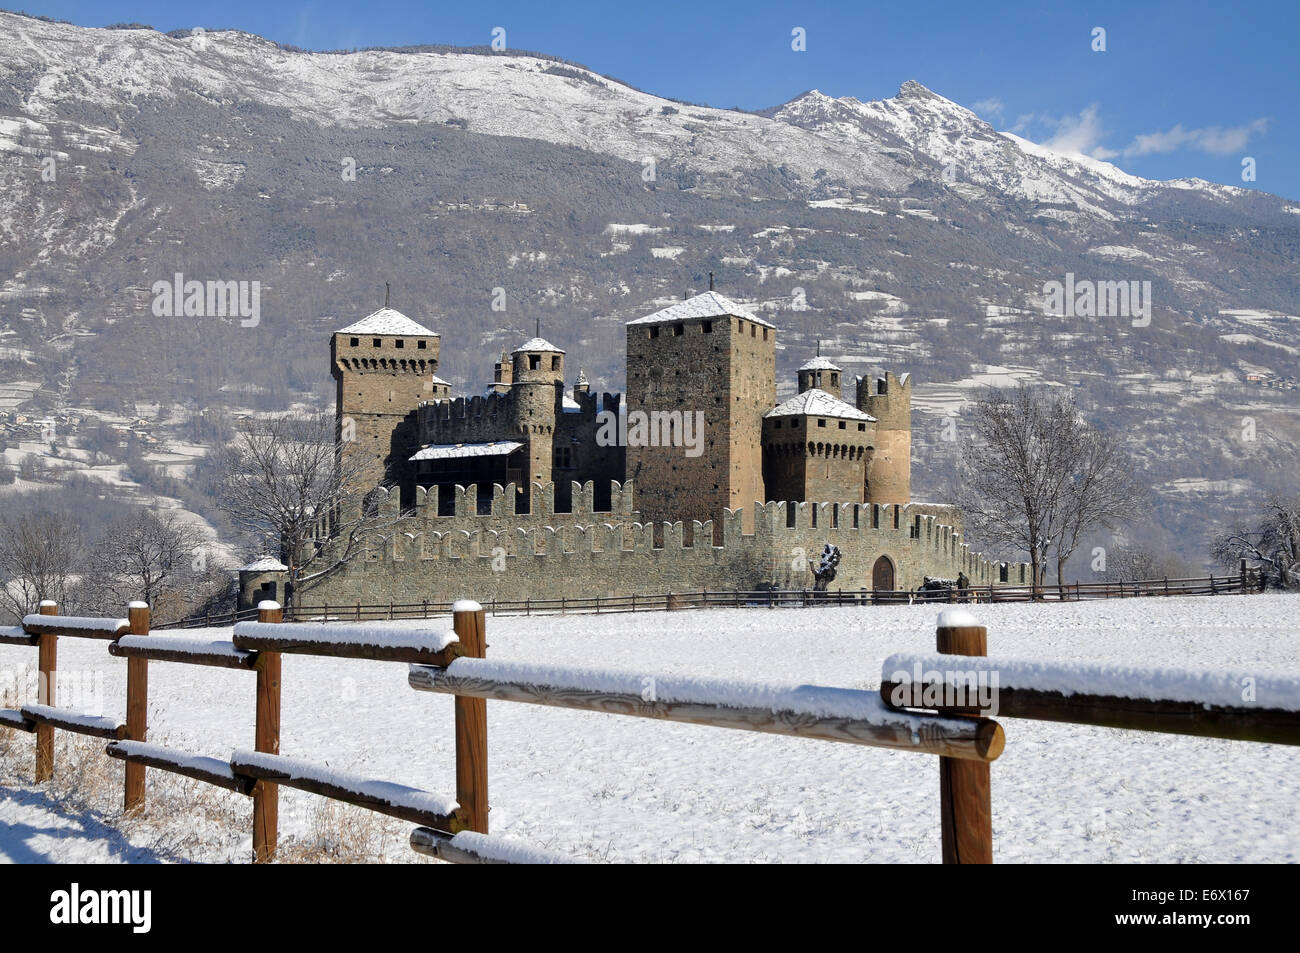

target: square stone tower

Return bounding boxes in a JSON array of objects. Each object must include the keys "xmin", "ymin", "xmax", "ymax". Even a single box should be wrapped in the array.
[
  {"xmin": 331, "ymin": 307, "xmax": 440, "ymax": 495},
  {"xmin": 625, "ymin": 292, "xmax": 775, "ymax": 533},
  {"xmin": 857, "ymin": 371, "xmax": 912, "ymax": 505},
  {"xmin": 762, "ymin": 388, "xmax": 876, "ymax": 504}
]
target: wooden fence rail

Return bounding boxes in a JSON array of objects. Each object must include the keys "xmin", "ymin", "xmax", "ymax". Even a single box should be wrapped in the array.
[
  {"xmin": 4, "ymin": 596, "xmax": 1299, "ymax": 864},
  {"xmin": 154, "ymin": 570, "xmax": 1265, "ymax": 630}
]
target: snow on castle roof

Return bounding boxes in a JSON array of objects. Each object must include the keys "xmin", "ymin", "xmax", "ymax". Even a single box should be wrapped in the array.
[
  {"xmin": 765, "ymin": 389, "xmax": 875, "ymax": 421},
  {"xmin": 628, "ymin": 291, "xmax": 776, "ymax": 329},
  {"xmin": 240, "ymin": 556, "xmax": 288, "ymax": 572},
  {"xmin": 410, "ymin": 441, "xmax": 524, "ymax": 462},
  {"xmin": 337, "ymin": 307, "xmax": 436, "ymax": 336},
  {"xmin": 512, "ymin": 337, "xmax": 564, "ymax": 353},
  {"xmin": 798, "ymin": 356, "xmax": 841, "ymax": 371}
]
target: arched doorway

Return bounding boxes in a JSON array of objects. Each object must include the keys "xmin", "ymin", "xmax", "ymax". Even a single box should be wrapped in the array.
[{"xmin": 872, "ymin": 555, "xmax": 896, "ymax": 592}]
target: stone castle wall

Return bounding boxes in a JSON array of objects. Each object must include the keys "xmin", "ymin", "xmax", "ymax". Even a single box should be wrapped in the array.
[{"xmin": 285, "ymin": 480, "xmax": 1028, "ymax": 607}]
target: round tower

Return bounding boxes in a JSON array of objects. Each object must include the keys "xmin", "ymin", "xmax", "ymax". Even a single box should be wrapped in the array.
[
  {"xmin": 857, "ymin": 371, "xmax": 912, "ymax": 504},
  {"xmin": 797, "ymin": 355, "xmax": 842, "ymax": 398},
  {"xmin": 510, "ymin": 337, "xmax": 565, "ymax": 483}
]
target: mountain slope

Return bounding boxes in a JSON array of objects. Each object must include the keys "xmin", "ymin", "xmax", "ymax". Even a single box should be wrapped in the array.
[{"xmin": 0, "ymin": 10, "xmax": 1297, "ymax": 572}]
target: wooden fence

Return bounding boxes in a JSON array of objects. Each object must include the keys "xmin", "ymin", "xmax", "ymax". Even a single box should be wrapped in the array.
[
  {"xmin": 3, "ymin": 597, "xmax": 1298, "ymax": 864},
  {"xmin": 156, "ymin": 569, "xmax": 1265, "ymax": 629}
]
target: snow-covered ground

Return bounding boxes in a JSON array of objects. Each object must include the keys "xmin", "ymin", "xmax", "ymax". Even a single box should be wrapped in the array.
[{"xmin": 1, "ymin": 594, "xmax": 1298, "ymax": 863}]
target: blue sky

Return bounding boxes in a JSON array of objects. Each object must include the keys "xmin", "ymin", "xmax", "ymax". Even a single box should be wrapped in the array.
[{"xmin": 15, "ymin": 0, "xmax": 1300, "ymax": 199}]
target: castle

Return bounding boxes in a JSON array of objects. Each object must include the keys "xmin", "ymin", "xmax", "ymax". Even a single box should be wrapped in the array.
[{"xmin": 240, "ymin": 292, "xmax": 1028, "ymax": 608}]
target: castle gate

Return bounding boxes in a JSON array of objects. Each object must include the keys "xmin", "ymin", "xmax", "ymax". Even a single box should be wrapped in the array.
[{"xmin": 872, "ymin": 555, "xmax": 896, "ymax": 591}]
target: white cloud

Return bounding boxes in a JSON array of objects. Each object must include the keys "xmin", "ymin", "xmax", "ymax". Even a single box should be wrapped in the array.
[
  {"xmin": 1122, "ymin": 118, "xmax": 1270, "ymax": 157},
  {"xmin": 1039, "ymin": 104, "xmax": 1115, "ymax": 159},
  {"xmin": 971, "ymin": 97, "xmax": 1004, "ymax": 121}
]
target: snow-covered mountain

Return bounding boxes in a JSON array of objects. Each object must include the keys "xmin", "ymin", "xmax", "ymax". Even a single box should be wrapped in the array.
[
  {"xmin": 0, "ymin": 10, "xmax": 1297, "ymax": 569},
  {"xmin": 3, "ymin": 12, "xmax": 1290, "ymax": 212}
]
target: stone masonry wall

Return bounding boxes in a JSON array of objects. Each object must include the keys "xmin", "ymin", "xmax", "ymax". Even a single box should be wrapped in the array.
[{"xmin": 296, "ymin": 480, "xmax": 1029, "ymax": 607}]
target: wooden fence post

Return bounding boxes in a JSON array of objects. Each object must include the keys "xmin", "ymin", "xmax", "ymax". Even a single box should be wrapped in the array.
[
  {"xmin": 253, "ymin": 600, "xmax": 283, "ymax": 863},
  {"xmin": 35, "ymin": 600, "xmax": 57, "ymax": 782},
  {"xmin": 123, "ymin": 601, "xmax": 150, "ymax": 810},
  {"xmin": 453, "ymin": 600, "xmax": 488, "ymax": 834},
  {"xmin": 937, "ymin": 610, "xmax": 993, "ymax": 864}
]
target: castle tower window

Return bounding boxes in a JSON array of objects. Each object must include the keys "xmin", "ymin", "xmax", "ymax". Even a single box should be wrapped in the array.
[
  {"xmin": 773, "ymin": 420, "xmax": 782, "ymax": 428},
  {"xmin": 830, "ymin": 372, "xmax": 838, "ymax": 387},
  {"xmin": 529, "ymin": 354, "xmax": 541, "ymax": 370},
  {"xmin": 373, "ymin": 338, "xmax": 381, "ymax": 347},
  {"xmin": 672, "ymin": 323, "xmax": 684, "ymax": 336},
  {"xmin": 858, "ymin": 423, "xmax": 866, "ymax": 431},
  {"xmin": 702, "ymin": 320, "xmax": 713, "ymax": 333},
  {"xmin": 417, "ymin": 340, "xmax": 427, "ymax": 349},
  {"xmin": 649, "ymin": 327, "xmax": 659, "ymax": 339},
  {"xmin": 838, "ymin": 421, "xmax": 846, "ymax": 429},
  {"xmin": 750, "ymin": 324, "xmax": 756, "ymax": 337},
  {"xmin": 817, "ymin": 419, "xmax": 826, "ymax": 427},
  {"xmin": 551, "ymin": 355, "xmax": 561, "ymax": 370},
  {"xmin": 350, "ymin": 337, "xmax": 359, "ymax": 347},
  {"xmin": 395, "ymin": 339, "xmax": 404, "ymax": 348},
  {"xmin": 763, "ymin": 328, "xmax": 768, "ymax": 340}
]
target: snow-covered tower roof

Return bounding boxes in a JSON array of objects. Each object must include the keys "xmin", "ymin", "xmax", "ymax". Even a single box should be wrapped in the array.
[
  {"xmin": 337, "ymin": 307, "xmax": 436, "ymax": 337},
  {"xmin": 628, "ymin": 291, "xmax": 776, "ymax": 329}
]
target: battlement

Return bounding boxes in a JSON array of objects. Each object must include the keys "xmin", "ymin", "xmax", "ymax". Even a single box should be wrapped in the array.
[
  {"xmin": 856, "ymin": 370, "xmax": 912, "ymax": 401},
  {"xmin": 419, "ymin": 389, "xmax": 621, "ymax": 424},
  {"xmin": 331, "ymin": 482, "xmax": 1027, "ymax": 592},
  {"xmin": 368, "ymin": 480, "xmax": 638, "ymax": 521}
]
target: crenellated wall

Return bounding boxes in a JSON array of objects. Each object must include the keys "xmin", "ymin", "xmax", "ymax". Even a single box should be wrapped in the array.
[{"xmin": 281, "ymin": 480, "xmax": 1029, "ymax": 607}]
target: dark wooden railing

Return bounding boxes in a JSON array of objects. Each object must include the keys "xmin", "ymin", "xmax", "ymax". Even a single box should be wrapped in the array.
[{"xmin": 154, "ymin": 570, "xmax": 1265, "ymax": 629}]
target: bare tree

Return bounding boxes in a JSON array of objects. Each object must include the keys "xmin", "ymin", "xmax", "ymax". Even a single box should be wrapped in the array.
[
  {"xmin": 960, "ymin": 387, "xmax": 1076, "ymax": 593},
  {"xmin": 1212, "ymin": 495, "xmax": 1300, "ymax": 590},
  {"xmin": 214, "ymin": 412, "xmax": 409, "ymax": 606},
  {"xmin": 960, "ymin": 387, "xmax": 1145, "ymax": 595},
  {"xmin": 1103, "ymin": 544, "xmax": 1196, "ymax": 583},
  {"xmin": 0, "ymin": 509, "xmax": 82, "ymax": 623},
  {"xmin": 86, "ymin": 509, "xmax": 203, "ymax": 608},
  {"xmin": 1050, "ymin": 427, "xmax": 1148, "ymax": 594}
]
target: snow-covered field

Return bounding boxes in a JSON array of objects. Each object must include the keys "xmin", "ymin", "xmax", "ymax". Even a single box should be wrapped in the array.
[{"xmin": 1, "ymin": 595, "xmax": 1298, "ymax": 863}]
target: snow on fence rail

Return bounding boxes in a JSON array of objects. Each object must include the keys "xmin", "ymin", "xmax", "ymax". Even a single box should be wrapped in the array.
[
  {"xmin": 230, "ymin": 750, "xmax": 462, "ymax": 829},
  {"xmin": 20, "ymin": 703, "xmax": 125, "ymax": 739},
  {"xmin": 106, "ymin": 741, "xmax": 252, "ymax": 794},
  {"xmin": 409, "ymin": 657, "xmax": 1005, "ymax": 762},
  {"xmin": 20, "ymin": 614, "xmax": 128, "ymax": 639},
  {"xmin": 409, "ymin": 827, "xmax": 585, "ymax": 865},
  {"xmin": 231, "ymin": 620, "xmax": 462, "ymax": 664},
  {"xmin": 0, "ymin": 625, "xmax": 37, "ymax": 646},
  {"xmin": 880, "ymin": 652, "xmax": 1300, "ymax": 746},
  {"xmin": 111, "ymin": 632, "xmax": 256, "ymax": 670},
  {"xmin": 0, "ymin": 709, "xmax": 34, "ymax": 732}
]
